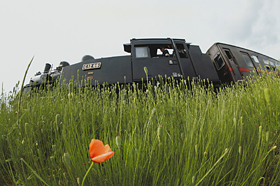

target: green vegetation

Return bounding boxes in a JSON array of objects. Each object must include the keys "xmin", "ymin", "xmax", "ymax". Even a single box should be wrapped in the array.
[{"xmin": 0, "ymin": 74, "xmax": 280, "ymax": 185}]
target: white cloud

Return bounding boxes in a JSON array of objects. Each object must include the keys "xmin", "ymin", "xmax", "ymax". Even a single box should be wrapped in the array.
[{"xmin": 221, "ymin": 0, "xmax": 280, "ymax": 56}]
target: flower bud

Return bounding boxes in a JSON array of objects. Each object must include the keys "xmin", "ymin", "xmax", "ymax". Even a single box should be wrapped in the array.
[
  {"xmin": 63, "ymin": 172, "xmax": 67, "ymax": 179},
  {"xmin": 192, "ymin": 175, "xmax": 196, "ymax": 184},
  {"xmin": 77, "ymin": 177, "xmax": 80, "ymax": 185},
  {"xmin": 63, "ymin": 153, "xmax": 71, "ymax": 167},
  {"xmin": 264, "ymin": 88, "xmax": 270, "ymax": 105},
  {"xmin": 52, "ymin": 145, "xmax": 56, "ymax": 151},
  {"xmin": 157, "ymin": 125, "xmax": 163, "ymax": 143},
  {"xmin": 238, "ymin": 146, "xmax": 242, "ymax": 155},
  {"xmin": 55, "ymin": 114, "xmax": 60, "ymax": 125},
  {"xmin": 143, "ymin": 66, "xmax": 148, "ymax": 77},
  {"xmin": 116, "ymin": 136, "xmax": 121, "ymax": 149},
  {"xmin": 233, "ymin": 118, "xmax": 236, "ymax": 127},
  {"xmin": 266, "ymin": 131, "xmax": 269, "ymax": 142}
]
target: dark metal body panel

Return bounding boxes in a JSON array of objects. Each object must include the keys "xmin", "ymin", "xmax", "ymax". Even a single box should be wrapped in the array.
[
  {"xmin": 189, "ymin": 45, "xmax": 220, "ymax": 82},
  {"xmin": 62, "ymin": 56, "xmax": 132, "ymax": 85},
  {"xmin": 132, "ymin": 55, "xmax": 182, "ymax": 81}
]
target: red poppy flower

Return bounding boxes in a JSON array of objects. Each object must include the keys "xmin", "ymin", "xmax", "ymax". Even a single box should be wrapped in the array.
[{"xmin": 89, "ymin": 139, "xmax": 114, "ymax": 163}]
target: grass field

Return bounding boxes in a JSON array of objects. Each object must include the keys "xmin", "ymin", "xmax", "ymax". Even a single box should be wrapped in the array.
[{"xmin": 0, "ymin": 74, "xmax": 280, "ymax": 185}]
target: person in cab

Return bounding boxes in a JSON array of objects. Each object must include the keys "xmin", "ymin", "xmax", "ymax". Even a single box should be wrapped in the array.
[{"xmin": 160, "ymin": 47, "xmax": 170, "ymax": 57}]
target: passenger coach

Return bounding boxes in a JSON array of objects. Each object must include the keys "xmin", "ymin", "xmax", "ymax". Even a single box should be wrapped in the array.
[{"xmin": 206, "ymin": 43, "xmax": 280, "ymax": 83}]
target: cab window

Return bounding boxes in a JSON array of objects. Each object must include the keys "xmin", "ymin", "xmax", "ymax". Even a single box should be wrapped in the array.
[
  {"xmin": 135, "ymin": 47, "xmax": 149, "ymax": 58},
  {"xmin": 176, "ymin": 44, "xmax": 188, "ymax": 58},
  {"xmin": 156, "ymin": 48, "xmax": 174, "ymax": 56},
  {"xmin": 135, "ymin": 44, "xmax": 175, "ymax": 58}
]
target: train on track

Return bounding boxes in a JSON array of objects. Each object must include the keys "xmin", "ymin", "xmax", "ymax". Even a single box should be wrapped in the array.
[{"xmin": 23, "ymin": 38, "xmax": 280, "ymax": 91}]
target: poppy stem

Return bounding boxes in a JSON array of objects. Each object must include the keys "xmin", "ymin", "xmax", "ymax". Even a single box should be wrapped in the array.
[{"xmin": 81, "ymin": 161, "xmax": 94, "ymax": 186}]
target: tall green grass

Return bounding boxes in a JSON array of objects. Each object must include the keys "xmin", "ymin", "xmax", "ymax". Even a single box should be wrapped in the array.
[{"xmin": 1, "ymin": 74, "xmax": 280, "ymax": 185}]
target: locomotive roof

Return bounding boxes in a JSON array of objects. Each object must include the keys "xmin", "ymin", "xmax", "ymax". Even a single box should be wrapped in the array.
[{"xmin": 124, "ymin": 38, "xmax": 191, "ymax": 53}]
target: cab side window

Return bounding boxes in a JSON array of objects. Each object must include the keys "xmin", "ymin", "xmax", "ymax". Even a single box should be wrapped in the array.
[
  {"xmin": 156, "ymin": 48, "xmax": 174, "ymax": 57},
  {"xmin": 176, "ymin": 44, "xmax": 188, "ymax": 58},
  {"xmin": 135, "ymin": 47, "xmax": 149, "ymax": 58}
]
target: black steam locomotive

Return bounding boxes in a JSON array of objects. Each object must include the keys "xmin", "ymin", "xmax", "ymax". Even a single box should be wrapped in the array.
[{"xmin": 23, "ymin": 38, "xmax": 280, "ymax": 91}]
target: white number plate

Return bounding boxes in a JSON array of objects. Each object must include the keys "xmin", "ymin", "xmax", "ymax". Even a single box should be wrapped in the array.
[{"xmin": 82, "ymin": 62, "xmax": 101, "ymax": 70}]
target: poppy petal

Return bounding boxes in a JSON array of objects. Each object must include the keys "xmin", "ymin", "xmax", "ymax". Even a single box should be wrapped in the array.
[
  {"xmin": 91, "ymin": 151, "xmax": 115, "ymax": 163},
  {"xmin": 104, "ymin": 144, "xmax": 113, "ymax": 153},
  {"xmin": 89, "ymin": 139, "xmax": 106, "ymax": 158}
]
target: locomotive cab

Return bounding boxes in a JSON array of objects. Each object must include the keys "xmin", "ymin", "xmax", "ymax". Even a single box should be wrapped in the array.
[{"xmin": 125, "ymin": 38, "xmax": 220, "ymax": 86}]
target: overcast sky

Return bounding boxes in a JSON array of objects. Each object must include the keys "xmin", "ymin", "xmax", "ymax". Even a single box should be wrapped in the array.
[{"xmin": 1, "ymin": 0, "xmax": 280, "ymax": 95}]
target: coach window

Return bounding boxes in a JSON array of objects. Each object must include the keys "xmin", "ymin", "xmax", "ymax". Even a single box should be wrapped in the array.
[
  {"xmin": 262, "ymin": 59, "xmax": 271, "ymax": 71},
  {"xmin": 224, "ymin": 49, "xmax": 233, "ymax": 60},
  {"xmin": 251, "ymin": 55, "xmax": 259, "ymax": 63},
  {"xmin": 135, "ymin": 47, "xmax": 149, "ymax": 58},
  {"xmin": 241, "ymin": 52, "xmax": 254, "ymax": 67},
  {"xmin": 276, "ymin": 61, "xmax": 280, "ymax": 68},
  {"xmin": 276, "ymin": 61, "xmax": 280, "ymax": 71},
  {"xmin": 269, "ymin": 61, "xmax": 276, "ymax": 71},
  {"xmin": 213, "ymin": 53, "xmax": 225, "ymax": 70},
  {"xmin": 262, "ymin": 59, "xmax": 269, "ymax": 65}
]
